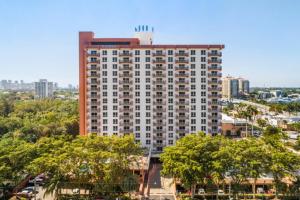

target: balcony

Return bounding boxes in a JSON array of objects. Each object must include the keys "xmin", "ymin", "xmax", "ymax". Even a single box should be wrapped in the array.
[
  {"xmin": 87, "ymin": 87, "xmax": 100, "ymax": 92},
  {"xmin": 208, "ymin": 65, "xmax": 222, "ymax": 71},
  {"xmin": 152, "ymin": 52, "xmax": 166, "ymax": 57},
  {"xmin": 175, "ymin": 66, "xmax": 189, "ymax": 70},
  {"xmin": 152, "ymin": 73, "xmax": 166, "ymax": 78},
  {"xmin": 208, "ymin": 59, "xmax": 222, "ymax": 64},
  {"xmin": 208, "ymin": 114, "xmax": 222, "ymax": 120},
  {"xmin": 87, "ymin": 73, "xmax": 99, "ymax": 78},
  {"xmin": 208, "ymin": 94, "xmax": 222, "ymax": 98},
  {"xmin": 176, "ymin": 122, "xmax": 189, "ymax": 126},
  {"xmin": 153, "ymin": 66, "xmax": 166, "ymax": 70},
  {"xmin": 175, "ymin": 59, "xmax": 189, "ymax": 64},
  {"xmin": 119, "ymin": 66, "xmax": 133, "ymax": 71},
  {"xmin": 87, "ymin": 101, "xmax": 100, "ymax": 106},
  {"xmin": 208, "ymin": 107, "xmax": 221, "ymax": 112},
  {"xmin": 119, "ymin": 108, "xmax": 133, "ymax": 112},
  {"xmin": 153, "ymin": 87, "xmax": 166, "ymax": 92},
  {"xmin": 153, "ymin": 80, "xmax": 166, "ymax": 85},
  {"xmin": 175, "ymin": 87, "xmax": 189, "ymax": 91},
  {"xmin": 87, "ymin": 66, "xmax": 100, "ymax": 70},
  {"xmin": 119, "ymin": 101, "xmax": 133, "ymax": 106},
  {"xmin": 176, "ymin": 108, "xmax": 189, "ymax": 112},
  {"xmin": 119, "ymin": 73, "xmax": 133, "ymax": 78},
  {"xmin": 119, "ymin": 94, "xmax": 133, "ymax": 99},
  {"xmin": 89, "ymin": 80, "xmax": 100, "ymax": 84},
  {"xmin": 87, "ymin": 59, "xmax": 100, "ymax": 64},
  {"xmin": 119, "ymin": 87, "xmax": 133, "ymax": 92},
  {"xmin": 153, "ymin": 129, "xmax": 166, "ymax": 133},
  {"xmin": 176, "ymin": 114, "xmax": 189, "ymax": 120},
  {"xmin": 176, "ymin": 94, "xmax": 189, "ymax": 98},
  {"xmin": 175, "ymin": 52, "xmax": 189, "ymax": 57},
  {"xmin": 119, "ymin": 115, "xmax": 133, "ymax": 119},
  {"xmin": 152, "ymin": 59, "xmax": 166, "ymax": 64},
  {"xmin": 176, "ymin": 129, "xmax": 190, "ymax": 134},
  {"xmin": 153, "ymin": 101, "xmax": 166, "ymax": 105},
  {"xmin": 153, "ymin": 142, "xmax": 164, "ymax": 147},
  {"xmin": 208, "ymin": 101, "xmax": 219, "ymax": 105},
  {"xmin": 153, "ymin": 94, "xmax": 166, "ymax": 98},
  {"xmin": 153, "ymin": 135, "xmax": 166, "ymax": 140},
  {"xmin": 208, "ymin": 87, "xmax": 222, "ymax": 91},
  {"xmin": 208, "ymin": 52, "xmax": 222, "ymax": 57},
  {"xmin": 119, "ymin": 122, "xmax": 133, "ymax": 126},
  {"xmin": 153, "ymin": 108, "xmax": 167, "ymax": 112},
  {"xmin": 208, "ymin": 80, "xmax": 222, "ymax": 84},
  {"xmin": 176, "ymin": 101, "xmax": 189, "ymax": 105},
  {"xmin": 119, "ymin": 80, "xmax": 133, "ymax": 84},
  {"xmin": 119, "ymin": 52, "xmax": 132, "ymax": 57},
  {"xmin": 89, "ymin": 108, "xmax": 101, "ymax": 113},
  {"xmin": 175, "ymin": 73, "xmax": 189, "ymax": 78},
  {"xmin": 153, "ymin": 122, "xmax": 166, "ymax": 126},
  {"xmin": 153, "ymin": 115, "xmax": 166, "ymax": 119},
  {"xmin": 119, "ymin": 59, "xmax": 132, "ymax": 64},
  {"xmin": 119, "ymin": 128, "xmax": 134, "ymax": 133},
  {"xmin": 88, "ymin": 94, "xmax": 101, "ymax": 98},
  {"xmin": 175, "ymin": 80, "xmax": 189, "ymax": 84},
  {"xmin": 208, "ymin": 73, "xmax": 222, "ymax": 78},
  {"xmin": 87, "ymin": 53, "xmax": 100, "ymax": 57}
]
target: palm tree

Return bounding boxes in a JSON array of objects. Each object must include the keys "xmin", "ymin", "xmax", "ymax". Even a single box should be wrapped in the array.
[{"xmin": 246, "ymin": 105, "xmax": 259, "ymax": 136}]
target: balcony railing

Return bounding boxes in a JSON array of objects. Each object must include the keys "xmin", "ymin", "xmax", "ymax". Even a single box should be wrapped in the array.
[
  {"xmin": 208, "ymin": 87, "xmax": 222, "ymax": 91},
  {"xmin": 208, "ymin": 65, "xmax": 222, "ymax": 70},
  {"xmin": 176, "ymin": 101, "xmax": 189, "ymax": 105},
  {"xmin": 119, "ymin": 115, "xmax": 133, "ymax": 119},
  {"xmin": 175, "ymin": 59, "xmax": 189, "ymax": 64},
  {"xmin": 153, "ymin": 66, "xmax": 166, "ymax": 70},
  {"xmin": 119, "ymin": 52, "xmax": 132, "ymax": 57},
  {"xmin": 87, "ymin": 53, "xmax": 100, "ymax": 57},
  {"xmin": 153, "ymin": 87, "xmax": 166, "ymax": 92},
  {"xmin": 153, "ymin": 122, "xmax": 166, "ymax": 126},
  {"xmin": 176, "ymin": 94, "xmax": 189, "ymax": 98},
  {"xmin": 119, "ymin": 80, "xmax": 133, "ymax": 84},
  {"xmin": 176, "ymin": 108, "xmax": 189, "ymax": 112},
  {"xmin": 87, "ymin": 60, "xmax": 100, "ymax": 64},
  {"xmin": 119, "ymin": 122, "xmax": 133, "ymax": 126},
  {"xmin": 153, "ymin": 94, "xmax": 167, "ymax": 98},
  {"xmin": 175, "ymin": 87, "xmax": 189, "ymax": 91},
  {"xmin": 176, "ymin": 122, "xmax": 189, "ymax": 126},
  {"xmin": 176, "ymin": 115, "xmax": 189, "ymax": 119},
  {"xmin": 119, "ymin": 87, "xmax": 133, "ymax": 92},
  {"xmin": 119, "ymin": 66, "xmax": 133, "ymax": 71},
  {"xmin": 119, "ymin": 94, "xmax": 133, "ymax": 99},
  {"xmin": 153, "ymin": 101, "xmax": 166, "ymax": 105},
  {"xmin": 176, "ymin": 129, "xmax": 190, "ymax": 133},
  {"xmin": 175, "ymin": 73, "xmax": 189, "ymax": 78},
  {"xmin": 119, "ymin": 129, "xmax": 134, "ymax": 133},
  {"xmin": 119, "ymin": 101, "xmax": 133, "ymax": 106},
  {"xmin": 208, "ymin": 59, "xmax": 222, "ymax": 64},
  {"xmin": 208, "ymin": 52, "xmax": 222, "ymax": 57},
  {"xmin": 208, "ymin": 94, "xmax": 222, "ymax": 98},
  {"xmin": 152, "ymin": 59, "xmax": 166, "ymax": 64},
  {"xmin": 153, "ymin": 129, "xmax": 166, "ymax": 133},
  {"xmin": 119, "ymin": 59, "xmax": 132, "ymax": 64},
  {"xmin": 175, "ymin": 80, "xmax": 189, "ymax": 84},
  {"xmin": 119, "ymin": 108, "xmax": 133, "ymax": 112},
  {"xmin": 87, "ymin": 66, "xmax": 100, "ymax": 70},
  {"xmin": 119, "ymin": 73, "xmax": 133, "ymax": 78},
  {"xmin": 208, "ymin": 80, "xmax": 222, "ymax": 84},
  {"xmin": 152, "ymin": 73, "xmax": 166, "ymax": 78},
  {"xmin": 153, "ymin": 135, "xmax": 166, "ymax": 140},
  {"xmin": 208, "ymin": 73, "xmax": 222, "ymax": 78},
  {"xmin": 153, "ymin": 80, "xmax": 166, "ymax": 85},
  {"xmin": 152, "ymin": 52, "xmax": 166, "ymax": 57},
  {"xmin": 175, "ymin": 52, "xmax": 189, "ymax": 57},
  {"xmin": 153, "ymin": 115, "xmax": 166, "ymax": 119},
  {"xmin": 153, "ymin": 108, "xmax": 167, "ymax": 112},
  {"xmin": 175, "ymin": 66, "xmax": 189, "ymax": 70}
]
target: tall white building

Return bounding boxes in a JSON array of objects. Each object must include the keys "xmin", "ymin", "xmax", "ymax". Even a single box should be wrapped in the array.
[
  {"xmin": 79, "ymin": 28, "xmax": 224, "ymax": 152},
  {"xmin": 34, "ymin": 79, "xmax": 53, "ymax": 99}
]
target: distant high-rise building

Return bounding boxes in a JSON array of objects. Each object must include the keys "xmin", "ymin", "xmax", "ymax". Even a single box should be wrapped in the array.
[
  {"xmin": 34, "ymin": 79, "xmax": 53, "ymax": 99},
  {"xmin": 222, "ymin": 76, "xmax": 250, "ymax": 99},
  {"xmin": 79, "ymin": 29, "xmax": 224, "ymax": 152}
]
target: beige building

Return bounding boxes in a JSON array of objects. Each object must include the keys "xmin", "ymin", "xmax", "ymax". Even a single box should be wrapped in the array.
[{"xmin": 222, "ymin": 76, "xmax": 249, "ymax": 99}]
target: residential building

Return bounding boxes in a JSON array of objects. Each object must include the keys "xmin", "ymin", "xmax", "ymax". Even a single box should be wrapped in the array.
[
  {"xmin": 222, "ymin": 76, "xmax": 250, "ymax": 99},
  {"xmin": 79, "ymin": 28, "xmax": 224, "ymax": 152},
  {"xmin": 34, "ymin": 79, "xmax": 53, "ymax": 99}
]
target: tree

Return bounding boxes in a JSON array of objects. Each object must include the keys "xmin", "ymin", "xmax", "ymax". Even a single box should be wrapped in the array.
[
  {"xmin": 161, "ymin": 133, "xmax": 222, "ymax": 198},
  {"xmin": 257, "ymin": 118, "xmax": 268, "ymax": 128},
  {"xmin": 246, "ymin": 105, "xmax": 259, "ymax": 136}
]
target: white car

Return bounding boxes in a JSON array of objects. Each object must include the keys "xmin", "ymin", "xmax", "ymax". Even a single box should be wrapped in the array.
[
  {"xmin": 217, "ymin": 189, "xmax": 225, "ymax": 195},
  {"xmin": 198, "ymin": 188, "xmax": 205, "ymax": 195}
]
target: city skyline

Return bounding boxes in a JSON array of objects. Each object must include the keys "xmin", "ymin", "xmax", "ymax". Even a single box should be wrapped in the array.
[{"xmin": 0, "ymin": 0, "xmax": 300, "ymax": 87}]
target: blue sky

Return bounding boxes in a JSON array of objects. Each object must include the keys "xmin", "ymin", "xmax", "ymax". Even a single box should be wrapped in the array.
[{"xmin": 0, "ymin": 0, "xmax": 299, "ymax": 87}]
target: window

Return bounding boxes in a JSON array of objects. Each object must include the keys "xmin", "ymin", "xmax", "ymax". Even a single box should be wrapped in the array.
[
  {"xmin": 201, "ymin": 50, "xmax": 206, "ymax": 55},
  {"xmin": 145, "ymin": 57, "xmax": 150, "ymax": 62},
  {"xmin": 145, "ymin": 50, "xmax": 151, "ymax": 55},
  {"xmin": 167, "ymin": 50, "xmax": 173, "ymax": 55},
  {"xmin": 135, "ymin": 50, "xmax": 140, "ymax": 55},
  {"xmin": 112, "ymin": 57, "xmax": 117, "ymax": 62},
  {"xmin": 135, "ymin": 57, "xmax": 140, "ymax": 62},
  {"xmin": 191, "ymin": 50, "xmax": 196, "ymax": 55},
  {"xmin": 201, "ymin": 57, "xmax": 206, "ymax": 62},
  {"xmin": 191, "ymin": 57, "xmax": 196, "ymax": 62},
  {"xmin": 168, "ymin": 57, "xmax": 173, "ymax": 62},
  {"xmin": 146, "ymin": 140, "xmax": 151, "ymax": 145},
  {"xmin": 102, "ymin": 50, "xmax": 107, "ymax": 55},
  {"xmin": 112, "ymin": 50, "xmax": 117, "ymax": 55}
]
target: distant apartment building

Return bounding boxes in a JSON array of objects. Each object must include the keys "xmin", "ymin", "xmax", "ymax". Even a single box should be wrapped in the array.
[
  {"xmin": 79, "ymin": 27, "xmax": 224, "ymax": 152},
  {"xmin": 222, "ymin": 76, "xmax": 250, "ymax": 99},
  {"xmin": 34, "ymin": 79, "xmax": 53, "ymax": 99}
]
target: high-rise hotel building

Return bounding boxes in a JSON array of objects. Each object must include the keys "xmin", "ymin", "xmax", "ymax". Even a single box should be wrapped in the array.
[{"xmin": 79, "ymin": 28, "xmax": 224, "ymax": 152}]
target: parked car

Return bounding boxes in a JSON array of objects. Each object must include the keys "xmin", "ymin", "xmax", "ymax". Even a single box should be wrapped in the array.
[
  {"xmin": 257, "ymin": 187, "xmax": 264, "ymax": 194},
  {"xmin": 198, "ymin": 188, "xmax": 205, "ymax": 195},
  {"xmin": 217, "ymin": 189, "xmax": 225, "ymax": 195}
]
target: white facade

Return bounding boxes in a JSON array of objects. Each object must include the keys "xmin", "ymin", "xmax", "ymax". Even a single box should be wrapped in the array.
[
  {"xmin": 81, "ymin": 31, "xmax": 223, "ymax": 152},
  {"xmin": 34, "ymin": 79, "xmax": 53, "ymax": 99}
]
